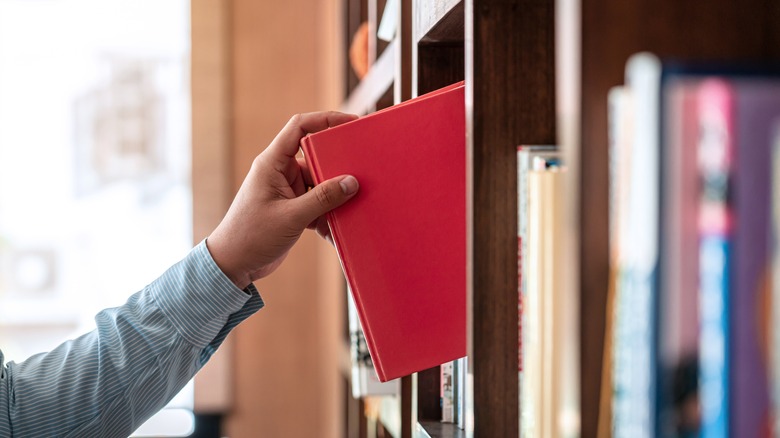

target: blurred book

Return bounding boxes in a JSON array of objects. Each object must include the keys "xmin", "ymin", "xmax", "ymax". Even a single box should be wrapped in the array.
[
  {"xmin": 771, "ymin": 122, "xmax": 780, "ymax": 436},
  {"xmin": 377, "ymin": 0, "xmax": 398, "ymax": 42},
  {"xmin": 606, "ymin": 54, "xmax": 780, "ymax": 437},
  {"xmin": 441, "ymin": 361, "xmax": 455, "ymax": 423},
  {"xmin": 455, "ymin": 356, "xmax": 467, "ymax": 429},
  {"xmin": 610, "ymin": 52, "xmax": 662, "ymax": 438}
]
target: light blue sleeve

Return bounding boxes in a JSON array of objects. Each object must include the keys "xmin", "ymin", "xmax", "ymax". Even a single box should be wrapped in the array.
[{"xmin": 0, "ymin": 240, "xmax": 264, "ymax": 438}]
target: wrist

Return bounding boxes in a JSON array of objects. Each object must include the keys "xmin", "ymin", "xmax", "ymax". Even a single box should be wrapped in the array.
[{"xmin": 205, "ymin": 236, "xmax": 251, "ymax": 290}]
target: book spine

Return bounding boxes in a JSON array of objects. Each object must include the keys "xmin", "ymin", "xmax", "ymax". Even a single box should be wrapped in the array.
[
  {"xmin": 441, "ymin": 361, "xmax": 455, "ymax": 423},
  {"xmin": 697, "ymin": 79, "xmax": 732, "ymax": 438},
  {"xmin": 731, "ymin": 81, "xmax": 778, "ymax": 436},
  {"xmin": 605, "ymin": 85, "xmax": 629, "ymax": 438},
  {"xmin": 301, "ymin": 135, "xmax": 387, "ymax": 381},
  {"xmin": 456, "ymin": 357, "xmax": 467, "ymax": 429},
  {"xmin": 772, "ymin": 123, "xmax": 780, "ymax": 437},
  {"xmin": 518, "ymin": 147, "xmax": 524, "ymax": 437},
  {"xmin": 613, "ymin": 52, "xmax": 661, "ymax": 438}
]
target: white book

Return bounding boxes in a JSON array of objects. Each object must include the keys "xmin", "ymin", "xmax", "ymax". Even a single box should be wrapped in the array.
[{"xmin": 611, "ymin": 52, "xmax": 661, "ymax": 438}]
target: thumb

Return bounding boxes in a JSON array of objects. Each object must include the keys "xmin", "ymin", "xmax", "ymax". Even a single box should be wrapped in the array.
[{"xmin": 292, "ymin": 175, "xmax": 359, "ymax": 225}]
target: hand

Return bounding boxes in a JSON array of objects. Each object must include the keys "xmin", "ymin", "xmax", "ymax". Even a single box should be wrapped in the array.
[{"xmin": 206, "ymin": 111, "xmax": 360, "ymax": 289}]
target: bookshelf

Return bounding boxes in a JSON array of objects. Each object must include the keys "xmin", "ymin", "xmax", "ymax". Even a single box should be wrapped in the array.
[
  {"xmin": 339, "ymin": 0, "xmax": 554, "ymax": 436},
  {"xmin": 191, "ymin": 0, "xmax": 780, "ymax": 435},
  {"xmin": 341, "ymin": 0, "xmax": 780, "ymax": 437},
  {"xmin": 572, "ymin": 1, "xmax": 780, "ymax": 436}
]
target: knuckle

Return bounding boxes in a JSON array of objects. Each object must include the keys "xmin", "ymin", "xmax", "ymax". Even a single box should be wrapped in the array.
[
  {"xmin": 288, "ymin": 113, "xmax": 303, "ymax": 127},
  {"xmin": 315, "ymin": 184, "xmax": 334, "ymax": 207}
]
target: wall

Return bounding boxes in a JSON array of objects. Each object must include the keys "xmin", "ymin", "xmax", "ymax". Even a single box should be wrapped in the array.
[{"xmin": 192, "ymin": 0, "xmax": 347, "ymax": 436}]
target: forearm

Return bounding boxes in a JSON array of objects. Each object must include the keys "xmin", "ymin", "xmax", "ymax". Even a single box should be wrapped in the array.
[{"xmin": 0, "ymin": 241, "xmax": 263, "ymax": 438}]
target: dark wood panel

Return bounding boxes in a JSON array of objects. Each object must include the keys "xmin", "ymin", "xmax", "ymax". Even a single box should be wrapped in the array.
[
  {"xmin": 395, "ymin": 0, "xmax": 413, "ymax": 104},
  {"xmin": 345, "ymin": 0, "xmax": 369, "ymax": 96},
  {"xmin": 401, "ymin": 376, "xmax": 413, "ymax": 438},
  {"xmin": 469, "ymin": 0, "xmax": 555, "ymax": 436},
  {"xmin": 579, "ymin": 0, "xmax": 780, "ymax": 436},
  {"xmin": 417, "ymin": 367, "xmax": 443, "ymax": 422},
  {"xmin": 416, "ymin": 44, "xmax": 465, "ymax": 95}
]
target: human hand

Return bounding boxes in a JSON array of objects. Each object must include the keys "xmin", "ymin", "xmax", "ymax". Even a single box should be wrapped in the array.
[{"xmin": 206, "ymin": 111, "xmax": 359, "ymax": 289}]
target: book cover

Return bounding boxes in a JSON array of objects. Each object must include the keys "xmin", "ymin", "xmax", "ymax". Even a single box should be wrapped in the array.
[{"xmin": 301, "ymin": 82, "xmax": 466, "ymax": 382}]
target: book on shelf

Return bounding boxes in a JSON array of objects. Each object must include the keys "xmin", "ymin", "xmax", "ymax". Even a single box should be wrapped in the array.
[
  {"xmin": 696, "ymin": 78, "xmax": 733, "ymax": 438},
  {"xmin": 772, "ymin": 123, "xmax": 780, "ymax": 437},
  {"xmin": 454, "ymin": 356, "xmax": 467, "ymax": 429},
  {"xmin": 300, "ymin": 81, "xmax": 466, "ymax": 382},
  {"xmin": 440, "ymin": 356, "xmax": 467, "ymax": 428},
  {"xmin": 700, "ymin": 77, "xmax": 780, "ymax": 436},
  {"xmin": 517, "ymin": 145, "xmax": 557, "ymax": 437},
  {"xmin": 441, "ymin": 361, "xmax": 455, "ymax": 423},
  {"xmin": 609, "ymin": 52, "xmax": 662, "ymax": 438},
  {"xmin": 517, "ymin": 149, "xmax": 570, "ymax": 437},
  {"xmin": 605, "ymin": 53, "xmax": 780, "ymax": 437},
  {"xmin": 600, "ymin": 84, "xmax": 633, "ymax": 438}
]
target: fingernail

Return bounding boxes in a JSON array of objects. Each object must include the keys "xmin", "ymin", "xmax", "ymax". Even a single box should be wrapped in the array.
[{"xmin": 339, "ymin": 175, "xmax": 359, "ymax": 195}]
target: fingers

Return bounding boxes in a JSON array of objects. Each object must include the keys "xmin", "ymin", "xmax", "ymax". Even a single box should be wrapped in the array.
[
  {"xmin": 270, "ymin": 112, "xmax": 358, "ymax": 160},
  {"xmin": 290, "ymin": 175, "xmax": 359, "ymax": 227},
  {"xmin": 297, "ymin": 157, "xmax": 314, "ymax": 187}
]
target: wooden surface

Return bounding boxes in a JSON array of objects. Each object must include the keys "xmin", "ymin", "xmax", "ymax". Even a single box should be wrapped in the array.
[
  {"xmin": 416, "ymin": 367, "xmax": 442, "ymax": 422},
  {"xmin": 415, "ymin": 45, "xmax": 464, "ymax": 96},
  {"xmin": 219, "ymin": 0, "xmax": 347, "ymax": 437},
  {"xmin": 190, "ymin": 0, "xmax": 234, "ymax": 414},
  {"xmin": 577, "ymin": 0, "xmax": 780, "ymax": 436},
  {"xmin": 468, "ymin": 0, "xmax": 555, "ymax": 436},
  {"xmin": 414, "ymin": 0, "xmax": 463, "ymax": 44}
]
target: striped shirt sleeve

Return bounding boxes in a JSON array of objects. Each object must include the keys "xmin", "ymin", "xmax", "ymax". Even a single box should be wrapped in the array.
[{"xmin": 0, "ymin": 240, "xmax": 264, "ymax": 438}]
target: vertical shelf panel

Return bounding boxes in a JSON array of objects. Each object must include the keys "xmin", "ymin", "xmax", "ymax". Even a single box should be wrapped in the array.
[{"xmin": 468, "ymin": 0, "xmax": 555, "ymax": 436}]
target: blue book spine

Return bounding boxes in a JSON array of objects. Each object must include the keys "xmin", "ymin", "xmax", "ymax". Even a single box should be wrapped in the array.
[{"xmin": 699, "ymin": 236, "xmax": 729, "ymax": 438}]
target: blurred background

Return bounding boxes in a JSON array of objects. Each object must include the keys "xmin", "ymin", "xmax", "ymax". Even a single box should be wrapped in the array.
[{"xmin": 0, "ymin": 0, "xmax": 348, "ymax": 436}]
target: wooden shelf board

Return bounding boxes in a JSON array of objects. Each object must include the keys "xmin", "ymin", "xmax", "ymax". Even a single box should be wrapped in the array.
[
  {"xmin": 340, "ymin": 38, "xmax": 397, "ymax": 115},
  {"xmin": 416, "ymin": 421, "xmax": 465, "ymax": 438},
  {"xmin": 414, "ymin": 0, "xmax": 463, "ymax": 44}
]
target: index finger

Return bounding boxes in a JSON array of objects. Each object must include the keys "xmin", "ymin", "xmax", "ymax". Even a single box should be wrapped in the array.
[{"xmin": 270, "ymin": 111, "xmax": 358, "ymax": 159}]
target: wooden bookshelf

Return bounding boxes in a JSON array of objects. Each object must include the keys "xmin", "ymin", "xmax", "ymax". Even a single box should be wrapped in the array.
[
  {"xmin": 572, "ymin": 1, "xmax": 780, "ymax": 436},
  {"xmin": 339, "ymin": 0, "xmax": 554, "ymax": 436}
]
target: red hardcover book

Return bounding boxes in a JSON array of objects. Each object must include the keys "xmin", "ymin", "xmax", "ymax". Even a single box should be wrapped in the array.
[{"xmin": 300, "ymin": 82, "xmax": 466, "ymax": 382}]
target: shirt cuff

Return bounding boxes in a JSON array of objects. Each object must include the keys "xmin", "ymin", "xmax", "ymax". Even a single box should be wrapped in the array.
[{"xmin": 150, "ymin": 240, "xmax": 264, "ymax": 348}]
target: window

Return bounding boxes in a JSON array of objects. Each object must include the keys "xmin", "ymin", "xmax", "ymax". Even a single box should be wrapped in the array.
[{"xmin": 0, "ymin": 0, "xmax": 192, "ymax": 435}]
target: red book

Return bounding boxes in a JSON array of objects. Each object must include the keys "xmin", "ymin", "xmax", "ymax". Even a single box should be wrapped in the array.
[{"xmin": 300, "ymin": 82, "xmax": 466, "ymax": 382}]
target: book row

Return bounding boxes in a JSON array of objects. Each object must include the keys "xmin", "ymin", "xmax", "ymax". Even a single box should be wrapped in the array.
[{"xmin": 607, "ymin": 53, "xmax": 780, "ymax": 437}]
